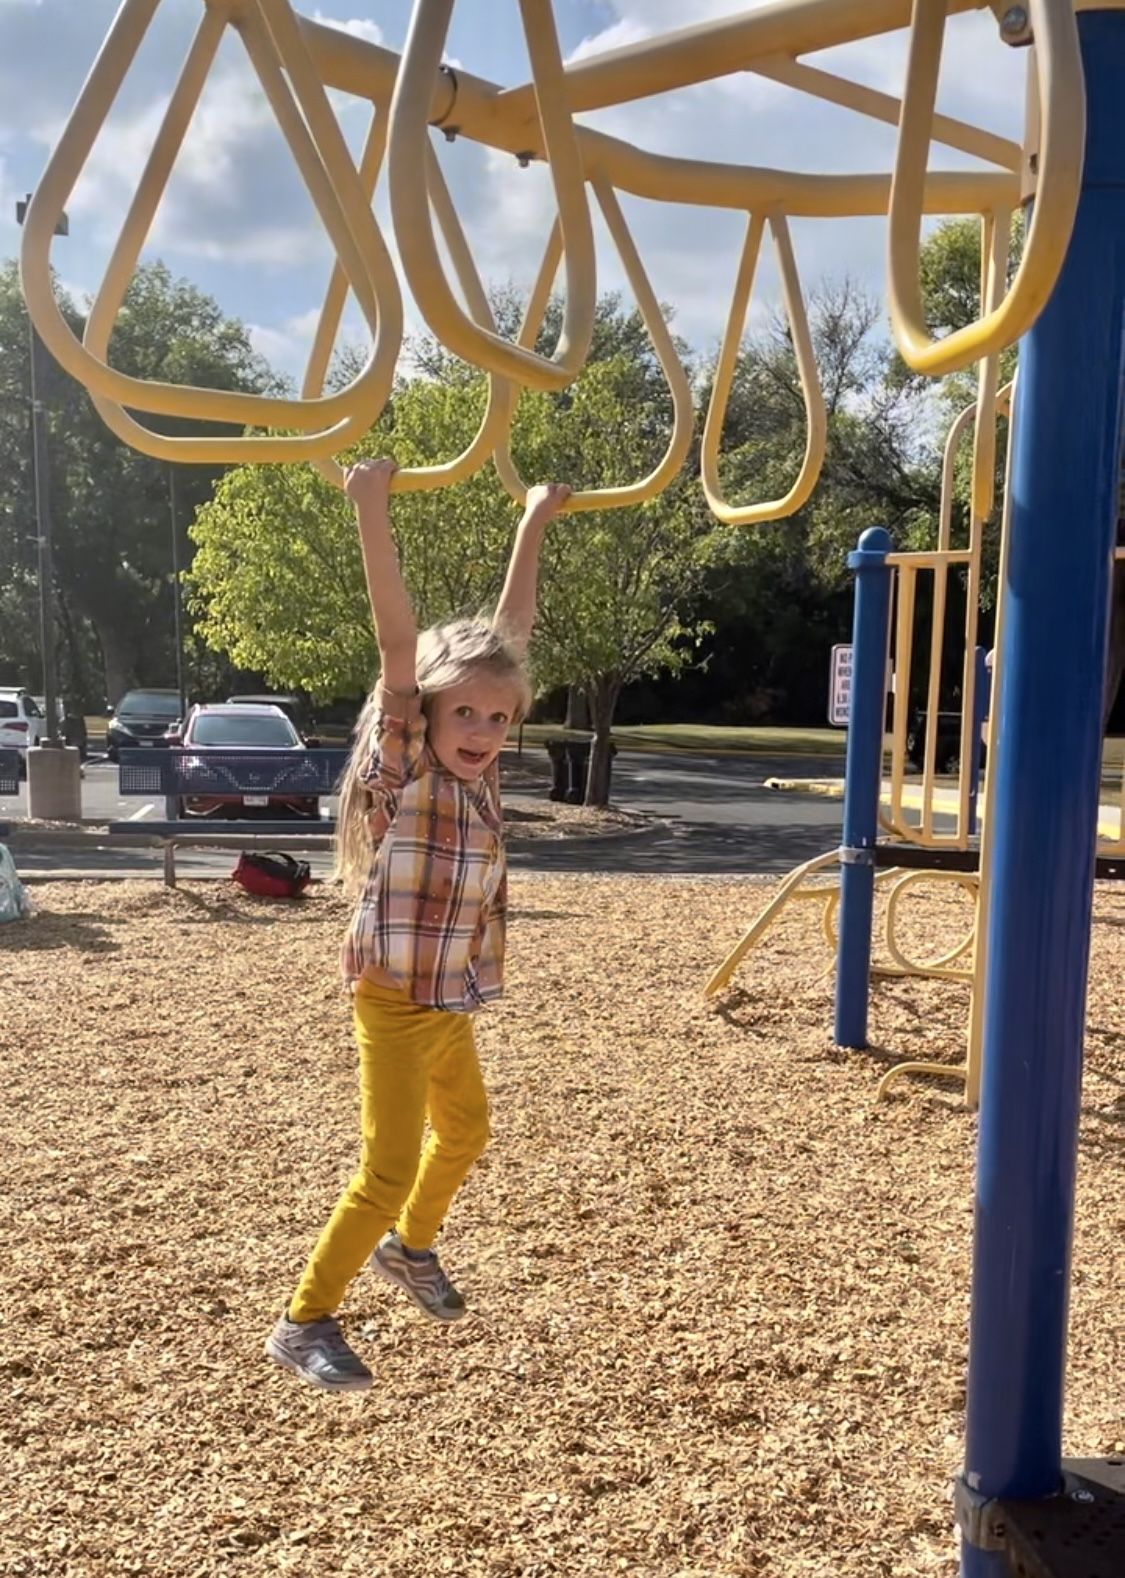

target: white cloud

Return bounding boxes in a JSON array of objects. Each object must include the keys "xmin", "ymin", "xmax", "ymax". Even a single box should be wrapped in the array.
[
  {"xmin": 311, "ymin": 10, "xmax": 384, "ymax": 48},
  {"xmin": 247, "ymin": 306, "xmax": 322, "ymax": 377},
  {"xmin": 566, "ymin": 17, "xmax": 651, "ymax": 66},
  {"xmin": 812, "ymin": 9, "xmax": 1025, "ymax": 139}
]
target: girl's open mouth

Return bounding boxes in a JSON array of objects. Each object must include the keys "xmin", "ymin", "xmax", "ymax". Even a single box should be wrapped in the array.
[{"xmin": 458, "ymin": 748, "xmax": 486, "ymax": 766}]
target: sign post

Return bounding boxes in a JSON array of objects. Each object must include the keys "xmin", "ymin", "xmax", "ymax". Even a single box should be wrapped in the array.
[{"xmin": 828, "ymin": 644, "xmax": 853, "ymax": 726}]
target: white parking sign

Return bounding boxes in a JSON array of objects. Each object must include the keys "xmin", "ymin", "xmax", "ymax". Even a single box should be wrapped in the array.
[
  {"xmin": 829, "ymin": 645, "xmax": 892, "ymax": 725},
  {"xmin": 829, "ymin": 645, "xmax": 853, "ymax": 726}
]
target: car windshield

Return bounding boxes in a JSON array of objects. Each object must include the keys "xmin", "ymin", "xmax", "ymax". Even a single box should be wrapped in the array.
[
  {"xmin": 119, "ymin": 691, "xmax": 181, "ymax": 717},
  {"xmin": 189, "ymin": 713, "xmax": 299, "ymax": 748},
  {"xmin": 0, "ymin": 701, "xmax": 17, "ymax": 719}
]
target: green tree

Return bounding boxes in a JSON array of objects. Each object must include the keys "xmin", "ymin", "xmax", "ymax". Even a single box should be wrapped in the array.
[
  {"xmin": 190, "ymin": 295, "xmax": 717, "ymax": 804},
  {"xmin": 679, "ymin": 280, "xmax": 940, "ymax": 724},
  {"xmin": 0, "ymin": 259, "xmax": 274, "ymax": 705},
  {"xmin": 189, "ymin": 375, "xmax": 516, "ymax": 698},
  {"xmin": 507, "ymin": 353, "xmax": 713, "ymax": 802}
]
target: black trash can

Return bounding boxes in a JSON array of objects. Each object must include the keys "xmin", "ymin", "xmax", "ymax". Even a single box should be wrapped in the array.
[
  {"xmin": 564, "ymin": 740, "xmax": 591, "ymax": 804},
  {"xmin": 545, "ymin": 737, "xmax": 594, "ymax": 803},
  {"xmin": 545, "ymin": 738, "xmax": 570, "ymax": 801}
]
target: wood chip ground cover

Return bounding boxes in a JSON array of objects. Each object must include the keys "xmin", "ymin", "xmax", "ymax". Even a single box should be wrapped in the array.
[{"xmin": 1, "ymin": 876, "xmax": 1122, "ymax": 1577}]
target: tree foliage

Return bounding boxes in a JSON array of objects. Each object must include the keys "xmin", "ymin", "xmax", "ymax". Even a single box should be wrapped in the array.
[
  {"xmin": 0, "ymin": 260, "xmax": 273, "ymax": 705},
  {"xmin": 190, "ymin": 294, "xmax": 717, "ymax": 802}
]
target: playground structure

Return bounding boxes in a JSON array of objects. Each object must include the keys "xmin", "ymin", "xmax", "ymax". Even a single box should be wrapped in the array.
[
  {"xmin": 705, "ymin": 377, "xmax": 1011, "ymax": 1093},
  {"xmin": 18, "ymin": 2, "xmax": 1125, "ymax": 1574}
]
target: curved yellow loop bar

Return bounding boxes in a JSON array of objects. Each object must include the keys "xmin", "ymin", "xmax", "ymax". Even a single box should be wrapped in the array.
[
  {"xmin": 700, "ymin": 211, "xmax": 827, "ymax": 526},
  {"xmin": 887, "ymin": 0, "xmax": 1084, "ymax": 377},
  {"xmin": 702, "ymin": 847, "xmax": 842, "ymax": 999},
  {"xmin": 937, "ymin": 401, "xmax": 977, "ymax": 550},
  {"xmin": 938, "ymin": 376, "xmax": 1015, "ymax": 549},
  {"xmin": 307, "ymin": 132, "xmax": 515, "ymax": 490},
  {"xmin": 300, "ymin": 106, "xmax": 390, "ymax": 483},
  {"xmin": 22, "ymin": 0, "xmax": 401, "ymax": 459},
  {"xmin": 388, "ymin": 0, "xmax": 595, "ymax": 392},
  {"xmin": 883, "ymin": 869, "xmax": 978, "ymax": 980},
  {"xmin": 493, "ymin": 174, "xmax": 694, "ymax": 513},
  {"xmin": 969, "ymin": 212, "xmax": 1009, "ymax": 521}
]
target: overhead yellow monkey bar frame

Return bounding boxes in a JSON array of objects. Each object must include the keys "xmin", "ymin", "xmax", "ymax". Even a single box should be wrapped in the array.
[
  {"xmin": 22, "ymin": 0, "xmax": 402, "ymax": 458},
  {"xmin": 887, "ymin": 0, "xmax": 1084, "ymax": 375},
  {"xmin": 302, "ymin": 115, "xmax": 516, "ymax": 494},
  {"xmin": 388, "ymin": 0, "xmax": 595, "ymax": 394},
  {"xmin": 77, "ymin": 0, "xmax": 401, "ymax": 464},
  {"xmin": 701, "ymin": 211, "xmax": 826, "ymax": 527},
  {"xmin": 21, "ymin": 0, "xmax": 1082, "ymax": 514},
  {"xmin": 491, "ymin": 172, "xmax": 695, "ymax": 514}
]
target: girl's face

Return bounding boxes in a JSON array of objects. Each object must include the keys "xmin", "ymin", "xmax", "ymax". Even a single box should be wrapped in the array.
[{"xmin": 428, "ymin": 676, "xmax": 521, "ymax": 780}]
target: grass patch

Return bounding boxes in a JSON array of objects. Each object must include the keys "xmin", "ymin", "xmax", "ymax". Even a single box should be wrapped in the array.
[{"xmin": 518, "ymin": 722, "xmax": 845, "ymax": 756}]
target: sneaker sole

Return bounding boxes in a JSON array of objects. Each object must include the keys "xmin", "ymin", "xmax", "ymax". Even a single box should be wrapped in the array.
[
  {"xmin": 264, "ymin": 1337, "xmax": 373, "ymax": 1392},
  {"xmin": 370, "ymin": 1254, "xmax": 466, "ymax": 1322}
]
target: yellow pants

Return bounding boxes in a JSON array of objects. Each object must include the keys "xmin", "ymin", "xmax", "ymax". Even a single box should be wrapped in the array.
[{"xmin": 289, "ymin": 980, "xmax": 490, "ymax": 1323}]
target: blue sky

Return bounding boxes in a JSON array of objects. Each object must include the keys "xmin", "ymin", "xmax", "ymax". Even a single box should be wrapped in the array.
[{"xmin": 0, "ymin": 0, "xmax": 1027, "ymax": 385}]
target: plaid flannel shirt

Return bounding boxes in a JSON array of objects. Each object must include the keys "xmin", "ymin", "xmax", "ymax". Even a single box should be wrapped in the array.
[{"xmin": 341, "ymin": 686, "xmax": 507, "ymax": 1012}]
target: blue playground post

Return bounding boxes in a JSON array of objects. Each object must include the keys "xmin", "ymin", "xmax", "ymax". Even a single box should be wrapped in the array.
[
  {"xmin": 833, "ymin": 526, "xmax": 892, "ymax": 1049},
  {"xmin": 959, "ymin": 12, "xmax": 1125, "ymax": 1576}
]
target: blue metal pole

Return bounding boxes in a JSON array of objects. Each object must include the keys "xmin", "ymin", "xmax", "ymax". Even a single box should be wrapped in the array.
[
  {"xmin": 834, "ymin": 526, "xmax": 892, "ymax": 1049},
  {"xmin": 959, "ymin": 14, "xmax": 1125, "ymax": 1575}
]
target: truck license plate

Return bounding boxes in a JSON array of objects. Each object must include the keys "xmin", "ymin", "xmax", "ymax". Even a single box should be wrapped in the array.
[{"xmin": 243, "ymin": 795, "xmax": 270, "ymax": 807}]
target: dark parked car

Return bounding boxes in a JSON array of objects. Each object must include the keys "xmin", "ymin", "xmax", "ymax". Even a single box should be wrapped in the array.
[
  {"xmin": 906, "ymin": 709, "xmax": 988, "ymax": 775},
  {"xmin": 226, "ymin": 693, "xmax": 317, "ymax": 741},
  {"xmin": 106, "ymin": 688, "xmax": 183, "ymax": 760},
  {"xmin": 166, "ymin": 703, "xmax": 322, "ymax": 820}
]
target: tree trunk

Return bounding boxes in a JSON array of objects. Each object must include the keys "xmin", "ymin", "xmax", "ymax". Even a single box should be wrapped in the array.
[
  {"xmin": 564, "ymin": 684, "xmax": 589, "ymax": 731},
  {"xmin": 584, "ymin": 675, "xmax": 620, "ymax": 807},
  {"xmin": 96, "ymin": 617, "xmax": 137, "ymax": 708},
  {"xmin": 54, "ymin": 587, "xmax": 88, "ymax": 708}
]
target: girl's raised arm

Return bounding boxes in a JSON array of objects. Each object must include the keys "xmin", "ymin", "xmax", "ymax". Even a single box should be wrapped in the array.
[
  {"xmin": 346, "ymin": 459, "xmax": 417, "ymax": 694},
  {"xmin": 493, "ymin": 483, "xmax": 571, "ymax": 658}
]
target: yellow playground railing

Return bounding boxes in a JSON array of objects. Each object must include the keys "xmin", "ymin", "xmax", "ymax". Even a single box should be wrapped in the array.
[{"xmin": 705, "ymin": 363, "xmax": 1015, "ymax": 1106}]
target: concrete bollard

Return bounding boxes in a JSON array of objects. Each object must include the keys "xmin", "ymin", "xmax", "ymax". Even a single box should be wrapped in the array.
[{"xmin": 26, "ymin": 745, "xmax": 82, "ymax": 821}]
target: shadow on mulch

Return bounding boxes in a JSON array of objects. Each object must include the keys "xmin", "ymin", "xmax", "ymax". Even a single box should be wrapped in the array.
[
  {"xmin": 508, "ymin": 907, "xmax": 587, "ymax": 923},
  {"xmin": 162, "ymin": 890, "xmax": 333, "ymax": 926},
  {"xmin": 505, "ymin": 807, "xmax": 553, "ymax": 824},
  {"xmin": 0, "ymin": 911, "xmax": 121, "ymax": 954}
]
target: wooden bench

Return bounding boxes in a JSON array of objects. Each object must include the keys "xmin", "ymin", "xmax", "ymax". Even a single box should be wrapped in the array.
[{"xmin": 109, "ymin": 747, "xmax": 348, "ymax": 886}]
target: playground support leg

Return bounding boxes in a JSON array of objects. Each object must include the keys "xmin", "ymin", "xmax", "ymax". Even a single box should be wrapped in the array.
[
  {"xmin": 959, "ymin": 13, "xmax": 1125, "ymax": 1575},
  {"xmin": 833, "ymin": 527, "xmax": 892, "ymax": 1049},
  {"xmin": 967, "ymin": 646, "xmax": 989, "ymax": 837}
]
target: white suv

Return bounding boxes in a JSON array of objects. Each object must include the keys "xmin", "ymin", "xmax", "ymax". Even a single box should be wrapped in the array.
[{"xmin": 0, "ymin": 688, "xmax": 46, "ymax": 771}]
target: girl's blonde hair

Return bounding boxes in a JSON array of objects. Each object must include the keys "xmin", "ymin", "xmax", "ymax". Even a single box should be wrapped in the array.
[{"xmin": 335, "ymin": 617, "xmax": 531, "ymax": 892}]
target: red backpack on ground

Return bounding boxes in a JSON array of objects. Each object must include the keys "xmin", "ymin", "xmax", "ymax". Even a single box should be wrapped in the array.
[{"xmin": 231, "ymin": 851, "xmax": 312, "ymax": 899}]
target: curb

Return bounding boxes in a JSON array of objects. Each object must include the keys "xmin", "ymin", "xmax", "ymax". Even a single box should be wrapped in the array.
[{"xmin": 764, "ymin": 777, "xmax": 846, "ymax": 797}]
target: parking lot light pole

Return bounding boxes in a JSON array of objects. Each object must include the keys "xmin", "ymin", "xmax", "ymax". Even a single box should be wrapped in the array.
[
  {"xmin": 16, "ymin": 194, "xmax": 67, "ymax": 747},
  {"xmin": 168, "ymin": 467, "xmax": 187, "ymax": 721}
]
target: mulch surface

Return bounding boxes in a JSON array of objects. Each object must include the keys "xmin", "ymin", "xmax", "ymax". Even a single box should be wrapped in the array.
[{"xmin": 1, "ymin": 875, "xmax": 1122, "ymax": 1577}]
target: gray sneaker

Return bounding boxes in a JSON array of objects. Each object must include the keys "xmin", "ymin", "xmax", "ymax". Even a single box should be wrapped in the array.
[
  {"xmin": 372, "ymin": 1230, "xmax": 466, "ymax": 1322},
  {"xmin": 264, "ymin": 1313, "xmax": 373, "ymax": 1391}
]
